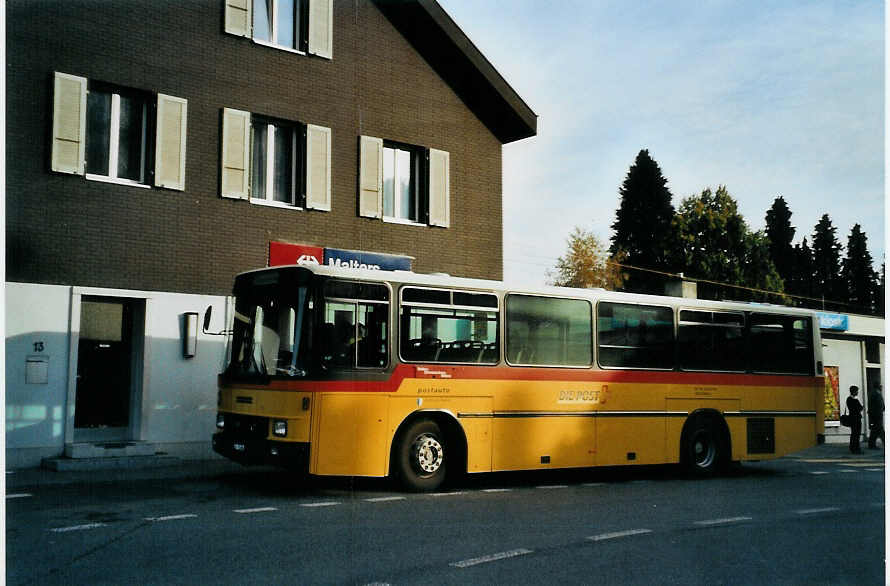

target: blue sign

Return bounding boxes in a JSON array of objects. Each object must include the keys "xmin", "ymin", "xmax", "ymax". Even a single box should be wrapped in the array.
[
  {"xmin": 324, "ymin": 248, "xmax": 412, "ymax": 272},
  {"xmin": 818, "ymin": 312, "xmax": 849, "ymax": 331}
]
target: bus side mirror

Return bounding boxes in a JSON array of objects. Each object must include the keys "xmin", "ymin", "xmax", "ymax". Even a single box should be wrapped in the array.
[{"xmin": 203, "ymin": 306, "xmax": 213, "ymax": 334}]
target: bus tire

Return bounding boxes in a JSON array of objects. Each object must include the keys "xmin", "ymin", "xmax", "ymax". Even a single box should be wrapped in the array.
[
  {"xmin": 681, "ymin": 415, "xmax": 727, "ymax": 477},
  {"xmin": 395, "ymin": 419, "xmax": 447, "ymax": 492}
]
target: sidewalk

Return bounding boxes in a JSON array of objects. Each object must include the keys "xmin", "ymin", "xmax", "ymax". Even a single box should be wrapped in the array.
[
  {"xmin": 5, "ymin": 457, "xmax": 274, "ymax": 492},
  {"xmin": 5, "ymin": 442, "xmax": 883, "ymax": 492}
]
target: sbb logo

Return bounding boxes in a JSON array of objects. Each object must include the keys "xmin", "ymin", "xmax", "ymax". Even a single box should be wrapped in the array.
[{"xmin": 297, "ymin": 254, "xmax": 320, "ymax": 265}]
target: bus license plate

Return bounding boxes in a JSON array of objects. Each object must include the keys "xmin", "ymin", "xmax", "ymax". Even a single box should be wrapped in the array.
[{"xmin": 233, "ymin": 442, "xmax": 245, "ymax": 452}]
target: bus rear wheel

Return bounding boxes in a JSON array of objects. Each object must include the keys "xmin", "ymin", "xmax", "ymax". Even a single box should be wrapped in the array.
[
  {"xmin": 682, "ymin": 416, "xmax": 726, "ymax": 476},
  {"xmin": 395, "ymin": 419, "xmax": 447, "ymax": 492}
]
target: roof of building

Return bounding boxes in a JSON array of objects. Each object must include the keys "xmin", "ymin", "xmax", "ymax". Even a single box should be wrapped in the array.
[{"xmin": 373, "ymin": 0, "xmax": 537, "ymax": 144}]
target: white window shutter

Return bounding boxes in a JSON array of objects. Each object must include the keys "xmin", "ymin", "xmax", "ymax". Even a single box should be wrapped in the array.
[
  {"xmin": 154, "ymin": 94, "xmax": 188, "ymax": 191},
  {"xmin": 220, "ymin": 108, "xmax": 251, "ymax": 200},
  {"xmin": 308, "ymin": 0, "xmax": 333, "ymax": 59},
  {"xmin": 428, "ymin": 148, "xmax": 450, "ymax": 228},
  {"xmin": 224, "ymin": 0, "xmax": 251, "ymax": 37},
  {"xmin": 51, "ymin": 72, "xmax": 87, "ymax": 175},
  {"xmin": 358, "ymin": 136, "xmax": 383, "ymax": 219},
  {"xmin": 305, "ymin": 124, "xmax": 332, "ymax": 211}
]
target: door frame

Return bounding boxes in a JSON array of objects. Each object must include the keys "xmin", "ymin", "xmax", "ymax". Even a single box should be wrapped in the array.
[{"xmin": 66, "ymin": 287, "xmax": 152, "ymax": 445}]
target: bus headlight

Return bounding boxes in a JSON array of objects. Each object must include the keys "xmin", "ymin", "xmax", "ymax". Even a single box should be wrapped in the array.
[
  {"xmin": 216, "ymin": 414, "xmax": 225, "ymax": 429},
  {"xmin": 273, "ymin": 420, "xmax": 288, "ymax": 437}
]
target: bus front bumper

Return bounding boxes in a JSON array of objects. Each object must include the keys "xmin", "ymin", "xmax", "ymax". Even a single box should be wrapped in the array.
[{"xmin": 212, "ymin": 432, "xmax": 309, "ymax": 469}]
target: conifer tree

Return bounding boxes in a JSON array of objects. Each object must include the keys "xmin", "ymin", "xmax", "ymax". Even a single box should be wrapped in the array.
[
  {"xmin": 764, "ymin": 196, "xmax": 796, "ymax": 284},
  {"xmin": 842, "ymin": 224, "xmax": 878, "ymax": 314},
  {"xmin": 789, "ymin": 238, "xmax": 816, "ymax": 306},
  {"xmin": 811, "ymin": 214, "xmax": 845, "ymax": 310},
  {"xmin": 609, "ymin": 150, "xmax": 675, "ymax": 294}
]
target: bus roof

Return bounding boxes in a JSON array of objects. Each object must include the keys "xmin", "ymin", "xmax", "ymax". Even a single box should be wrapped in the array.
[{"xmin": 239, "ymin": 263, "xmax": 818, "ymax": 317}]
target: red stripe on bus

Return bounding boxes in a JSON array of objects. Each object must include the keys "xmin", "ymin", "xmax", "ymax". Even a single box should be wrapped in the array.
[{"xmin": 222, "ymin": 364, "xmax": 823, "ymax": 393}]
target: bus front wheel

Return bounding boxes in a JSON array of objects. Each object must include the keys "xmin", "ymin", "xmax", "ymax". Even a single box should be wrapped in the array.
[{"xmin": 395, "ymin": 419, "xmax": 447, "ymax": 492}]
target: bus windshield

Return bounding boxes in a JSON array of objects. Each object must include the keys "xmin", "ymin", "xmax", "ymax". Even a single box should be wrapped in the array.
[{"xmin": 227, "ymin": 272, "xmax": 312, "ymax": 378}]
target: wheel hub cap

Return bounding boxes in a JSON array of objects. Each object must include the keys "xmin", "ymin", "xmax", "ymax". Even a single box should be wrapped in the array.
[{"xmin": 412, "ymin": 434, "xmax": 443, "ymax": 474}]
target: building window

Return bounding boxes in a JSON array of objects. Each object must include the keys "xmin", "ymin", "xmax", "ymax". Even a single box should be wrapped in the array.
[
  {"xmin": 253, "ymin": 0, "xmax": 308, "ymax": 52},
  {"xmin": 383, "ymin": 142, "xmax": 421, "ymax": 223},
  {"xmin": 359, "ymin": 136, "xmax": 450, "ymax": 228},
  {"xmin": 250, "ymin": 117, "xmax": 304, "ymax": 206},
  {"xmin": 85, "ymin": 84, "xmax": 151, "ymax": 185},
  {"xmin": 50, "ymin": 72, "xmax": 188, "ymax": 190},
  {"xmin": 221, "ymin": 108, "xmax": 330, "ymax": 209}
]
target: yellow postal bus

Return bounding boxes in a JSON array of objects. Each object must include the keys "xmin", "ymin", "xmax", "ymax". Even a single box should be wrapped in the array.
[{"xmin": 211, "ymin": 264, "xmax": 824, "ymax": 491}]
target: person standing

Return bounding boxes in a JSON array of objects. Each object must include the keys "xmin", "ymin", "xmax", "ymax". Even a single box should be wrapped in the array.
[
  {"xmin": 847, "ymin": 386, "xmax": 864, "ymax": 454},
  {"xmin": 867, "ymin": 384, "xmax": 884, "ymax": 449}
]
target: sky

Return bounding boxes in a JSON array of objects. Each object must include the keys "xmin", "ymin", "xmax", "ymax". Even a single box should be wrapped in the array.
[{"xmin": 437, "ymin": 0, "xmax": 885, "ymax": 288}]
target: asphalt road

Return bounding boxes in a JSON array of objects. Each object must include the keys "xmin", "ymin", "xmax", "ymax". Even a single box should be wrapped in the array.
[{"xmin": 6, "ymin": 447, "xmax": 885, "ymax": 585}]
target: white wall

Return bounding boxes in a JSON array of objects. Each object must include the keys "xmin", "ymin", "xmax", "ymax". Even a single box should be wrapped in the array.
[
  {"xmin": 6, "ymin": 282, "xmax": 230, "ymax": 468},
  {"xmin": 822, "ymin": 338, "xmax": 863, "ymax": 443},
  {"xmin": 6, "ymin": 283, "xmax": 72, "ymax": 465}
]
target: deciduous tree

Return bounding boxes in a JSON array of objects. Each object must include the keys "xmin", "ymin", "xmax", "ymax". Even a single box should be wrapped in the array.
[
  {"xmin": 673, "ymin": 186, "xmax": 783, "ymax": 301},
  {"xmin": 549, "ymin": 227, "xmax": 627, "ymax": 290}
]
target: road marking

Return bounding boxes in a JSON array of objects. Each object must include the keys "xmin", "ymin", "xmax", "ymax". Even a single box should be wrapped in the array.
[
  {"xmin": 795, "ymin": 507, "xmax": 840, "ymax": 515},
  {"xmin": 536, "ymin": 485, "xmax": 568, "ymax": 489},
  {"xmin": 482, "ymin": 488, "xmax": 513, "ymax": 493},
  {"xmin": 300, "ymin": 502, "xmax": 340, "ymax": 508},
  {"xmin": 838, "ymin": 469, "xmax": 858, "ymax": 474},
  {"xmin": 429, "ymin": 492, "xmax": 466, "ymax": 497},
  {"xmin": 809, "ymin": 471, "xmax": 830, "ymax": 475},
  {"xmin": 865, "ymin": 468, "xmax": 884, "ymax": 472},
  {"xmin": 587, "ymin": 528, "xmax": 653, "ymax": 542},
  {"xmin": 450, "ymin": 548, "xmax": 534, "ymax": 568},
  {"xmin": 7, "ymin": 493, "xmax": 33, "ymax": 499},
  {"xmin": 234, "ymin": 507, "xmax": 278, "ymax": 514},
  {"xmin": 364, "ymin": 496, "xmax": 406, "ymax": 503},
  {"xmin": 50, "ymin": 523, "xmax": 106, "ymax": 533},
  {"xmin": 145, "ymin": 514, "xmax": 198, "ymax": 522},
  {"xmin": 694, "ymin": 517, "xmax": 752, "ymax": 527}
]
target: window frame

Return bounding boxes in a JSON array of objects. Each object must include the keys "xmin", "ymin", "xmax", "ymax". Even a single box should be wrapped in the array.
[
  {"xmin": 505, "ymin": 293, "xmax": 593, "ymax": 369},
  {"xmin": 84, "ymin": 82, "xmax": 154, "ymax": 189},
  {"xmin": 595, "ymin": 300, "xmax": 675, "ymax": 371},
  {"xmin": 399, "ymin": 286, "xmax": 500, "ymax": 365},
  {"xmin": 382, "ymin": 140, "xmax": 426, "ymax": 225},
  {"xmin": 251, "ymin": 0, "xmax": 310, "ymax": 54},
  {"xmin": 746, "ymin": 313, "xmax": 815, "ymax": 376},
  {"xmin": 248, "ymin": 114, "xmax": 306, "ymax": 209},
  {"xmin": 677, "ymin": 309, "xmax": 746, "ymax": 373},
  {"xmin": 320, "ymin": 279, "xmax": 391, "ymax": 371}
]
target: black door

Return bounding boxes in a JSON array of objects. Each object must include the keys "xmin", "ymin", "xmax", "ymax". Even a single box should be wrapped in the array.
[{"xmin": 74, "ymin": 298, "xmax": 135, "ymax": 431}]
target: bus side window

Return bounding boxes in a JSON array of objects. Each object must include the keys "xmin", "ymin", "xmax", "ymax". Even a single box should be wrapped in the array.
[
  {"xmin": 506, "ymin": 295, "xmax": 591, "ymax": 367},
  {"xmin": 323, "ymin": 280, "xmax": 390, "ymax": 369},
  {"xmin": 400, "ymin": 287, "xmax": 499, "ymax": 364}
]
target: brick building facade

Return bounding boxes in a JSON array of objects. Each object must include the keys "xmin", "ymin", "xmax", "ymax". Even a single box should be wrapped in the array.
[{"xmin": 5, "ymin": 0, "xmax": 536, "ymax": 467}]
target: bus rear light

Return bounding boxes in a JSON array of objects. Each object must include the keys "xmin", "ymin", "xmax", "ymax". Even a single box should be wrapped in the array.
[{"xmin": 273, "ymin": 420, "xmax": 288, "ymax": 437}]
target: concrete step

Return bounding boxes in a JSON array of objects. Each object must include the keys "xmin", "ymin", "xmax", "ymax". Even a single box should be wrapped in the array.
[
  {"xmin": 42, "ymin": 454, "xmax": 180, "ymax": 472},
  {"xmin": 64, "ymin": 441, "xmax": 158, "ymax": 459}
]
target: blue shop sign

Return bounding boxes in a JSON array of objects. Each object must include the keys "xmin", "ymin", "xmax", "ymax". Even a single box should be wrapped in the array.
[
  {"xmin": 324, "ymin": 248, "xmax": 412, "ymax": 271},
  {"xmin": 817, "ymin": 312, "xmax": 849, "ymax": 331}
]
